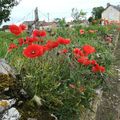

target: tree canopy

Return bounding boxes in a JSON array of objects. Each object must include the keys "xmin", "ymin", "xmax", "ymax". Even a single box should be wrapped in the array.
[
  {"xmin": 54, "ymin": 18, "xmax": 66, "ymax": 28},
  {"xmin": 0, "ymin": 0, "xmax": 20, "ymax": 25},
  {"xmin": 92, "ymin": 6, "xmax": 105, "ymax": 19},
  {"xmin": 71, "ymin": 8, "xmax": 86, "ymax": 23}
]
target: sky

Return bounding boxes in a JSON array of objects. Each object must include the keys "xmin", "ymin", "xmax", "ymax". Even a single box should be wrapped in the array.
[{"xmin": 1, "ymin": 0, "xmax": 120, "ymax": 26}]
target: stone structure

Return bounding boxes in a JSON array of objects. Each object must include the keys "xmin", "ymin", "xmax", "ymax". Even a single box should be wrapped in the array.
[
  {"xmin": 102, "ymin": 3, "xmax": 120, "ymax": 22},
  {"xmin": 23, "ymin": 21, "xmax": 57, "ymax": 30}
]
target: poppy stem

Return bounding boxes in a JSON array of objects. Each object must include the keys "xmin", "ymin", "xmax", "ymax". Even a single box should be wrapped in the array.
[
  {"xmin": 4, "ymin": 42, "xmax": 9, "ymax": 59},
  {"xmin": 4, "ymin": 51, "xmax": 9, "ymax": 60}
]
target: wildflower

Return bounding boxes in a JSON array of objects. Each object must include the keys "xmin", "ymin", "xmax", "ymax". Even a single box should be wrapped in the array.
[
  {"xmin": 43, "ymin": 46, "xmax": 49, "ymax": 53},
  {"xmin": 82, "ymin": 45, "xmax": 96, "ymax": 56},
  {"xmin": 32, "ymin": 29, "xmax": 40, "ymax": 37},
  {"xmin": 57, "ymin": 37, "xmax": 71, "ymax": 45},
  {"xmin": 79, "ymin": 29, "xmax": 85, "ymax": 35},
  {"xmin": 73, "ymin": 48, "xmax": 84, "ymax": 57},
  {"xmin": 19, "ymin": 24, "xmax": 27, "ymax": 31},
  {"xmin": 32, "ymin": 30, "xmax": 46, "ymax": 37},
  {"xmin": 39, "ymin": 30, "xmax": 46, "ymax": 37},
  {"xmin": 77, "ymin": 57, "xmax": 91, "ymax": 66},
  {"xmin": 18, "ymin": 38, "xmax": 24, "ymax": 46},
  {"xmin": 92, "ymin": 64, "xmax": 105, "ymax": 73},
  {"xmin": 90, "ymin": 60, "xmax": 97, "ymax": 65},
  {"xmin": 23, "ymin": 44, "xmax": 44, "ymax": 58},
  {"xmin": 59, "ymin": 49, "xmax": 68, "ymax": 54},
  {"xmin": 9, "ymin": 24, "xmax": 22, "ymax": 36},
  {"xmin": 25, "ymin": 37, "xmax": 39, "ymax": 44},
  {"xmin": 45, "ymin": 40, "xmax": 59, "ymax": 50},
  {"xmin": 8, "ymin": 43, "xmax": 18, "ymax": 52}
]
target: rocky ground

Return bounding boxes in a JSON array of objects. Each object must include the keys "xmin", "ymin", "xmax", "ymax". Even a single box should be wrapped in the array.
[{"xmin": 96, "ymin": 34, "xmax": 120, "ymax": 120}]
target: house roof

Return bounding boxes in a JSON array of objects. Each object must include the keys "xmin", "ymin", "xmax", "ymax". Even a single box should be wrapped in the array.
[
  {"xmin": 40, "ymin": 21, "xmax": 57, "ymax": 26},
  {"xmin": 106, "ymin": 3, "xmax": 120, "ymax": 12},
  {"xmin": 23, "ymin": 21, "xmax": 57, "ymax": 26},
  {"xmin": 111, "ymin": 5, "xmax": 120, "ymax": 11}
]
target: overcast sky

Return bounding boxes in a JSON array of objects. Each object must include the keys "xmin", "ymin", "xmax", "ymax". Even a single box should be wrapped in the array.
[{"xmin": 2, "ymin": 0, "xmax": 119, "ymax": 26}]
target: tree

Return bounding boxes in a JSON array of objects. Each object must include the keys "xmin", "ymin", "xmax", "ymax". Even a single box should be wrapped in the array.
[
  {"xmin": 0, "ymin": 0, "xmax": 20, "ymax": 25},
  {"xmin": 54, "ymin": 18, "xmax": 66, "ymax": 28},
  {"xmin": 92, "ymin": 6, "xmax": 105, "ymax": 19},
  {"xmin": 88, "ymin": 16, "xmax": 93, "ymax": 23},
  {"xmin": 71, "ymin": 8, "xmax": 86, "ymax": 23}
]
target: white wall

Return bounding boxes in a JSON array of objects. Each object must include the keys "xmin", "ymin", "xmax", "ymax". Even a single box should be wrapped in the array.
[{"xmin": 102, "ymin": 6, "xmax": 120, "ymax": 22}]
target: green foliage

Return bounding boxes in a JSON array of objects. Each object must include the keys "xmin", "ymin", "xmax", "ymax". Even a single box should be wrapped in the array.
[
  {"xmin": 92, "ymin": 6, "xmax": 105, "ymax": 19},
  {"xmin": 54, "ymin": 18, "xmax": 66, "ymax": 28},
  {"xmin": 0, "ymin": 23, "xmax": 117, "ymax": 120},
  {"xmin": 0, "ymin": 0, "xmax": 20, "ymax": 25},
  {"xmin": 88, "ymin": 16, "xmax": 93, "ymax": 23},
  {"xmin": 71, "ymin": 8, "xmax": 86, "ymax": 23}
]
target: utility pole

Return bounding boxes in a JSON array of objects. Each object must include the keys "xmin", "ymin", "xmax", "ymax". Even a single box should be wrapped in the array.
[
  {"xmin": 34, "ymin": 7, "xmax": 39, "ymax": 29},
  {"xmin": 27, "ymin": 7, "xmax": 39, "ymax": 36},
  {"xmin": 47, "ymin": 13, "xmax": 49, "ymax": 22}
]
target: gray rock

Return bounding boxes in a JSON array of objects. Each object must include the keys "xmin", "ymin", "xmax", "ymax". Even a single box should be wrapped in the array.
[
  {"xmin": 19, "ymin": 89, "xmax": 29, "ymax": 100},
  {"xmin": 1, "ymin": 107, "xmax": 20, "ymax": 120},
  {"xmin": 0, "ymin": 99, "xmax": 16, "ymax": 113},
  {"xmin": 0, "ymin": 59, "xmax": 16, "ymax": 78},
  {"xmin": 0, "ymin": 59, "xmax": 16, "ymax": 93},
  {"xmin": 27, "ymin": 118, "xmax": 37, "ymax": 120}
]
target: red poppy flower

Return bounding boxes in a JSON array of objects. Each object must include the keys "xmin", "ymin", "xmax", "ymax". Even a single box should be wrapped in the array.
[
  {"xmin": 39, "ymin": 30, "xmax": 46, "ymax": 37},
  {"xmin": 73, "ymin": 48, "xmax": 84, "ymax": 57},
  {"xmin": 19, "ymin": 24, "xmax": 27, "ymax": 31},
  {"xmin": 59, "ymin": 49, "xmax": 68, "ymax": 54},
  {"xmin": 18, "ymin": 38, "xmax": 24, "ymax": 46},
  {"xmin": 99, "ymin": 66, "xmax": 105, "ymax": 72},
  {"xmin": 32, "ymin": 29, "xmax": 40, "ymax": 37},
  {"xmin": 57, "ymin": 37, "xmax": 71, "ymax": 45},
  {"xmin": 32, "ymin": 30, "xmax": 46, "ymax": 37},
  {"xmin": 43, "ymin": 46, "xmax": 49, "ymax": 53},
  {"xmin": 92, "ymin": 64, "xmax": 105, "ymax": 73},
  {"xmin": 9, "ymin": 24, "xmax": 22, "ymax": 36},
  {"xmin": 90, "ymin": 60, "xmax": 97, "ymax": 65},
  {"xmin": 45, "ymin": 40, "xmax": 59, "ymax": 51},
  {"xmin": 8, "ymin": 43, "xmax": 18, "ymax": 52},
  {"xmin": 80, "ymin": 29, "xmax": 85, "ymax": 35},
  {"xmin": 25, "ymin": 37, "xmax": 39, "ymax": 44},
  {"xmin": 82, "ymin": 45, "xmax": 96, "ymax": 56},
  {"xmin": 77, "ymin": 57, "xmax": 91, "ymax": 66},
  {"xmin": 23, "ymin": 44, "xmax": 44, "ymax": 58}
]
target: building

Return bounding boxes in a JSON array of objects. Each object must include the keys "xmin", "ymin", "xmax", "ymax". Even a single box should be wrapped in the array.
[
  {"xmin": 102, "ymin": 3, "xmax": 120, "ymax": 22},
  {"xmin": 23, "ymin": 21, "xmax": 58, "ymax": 30}
]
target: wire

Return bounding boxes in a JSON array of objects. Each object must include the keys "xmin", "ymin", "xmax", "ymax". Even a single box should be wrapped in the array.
[
  {"xmin": 38, "ymin": 10, "xmax": 48, "ymax": 18},
  {"xmin": 15, "ymin": 9, "xmax": 35, "ymax": 23}
]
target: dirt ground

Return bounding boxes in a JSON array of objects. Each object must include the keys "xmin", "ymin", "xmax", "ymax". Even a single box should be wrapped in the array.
[{"xmin": 95, "ymin": 35, "xmax": 120, "ymax": 120}]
